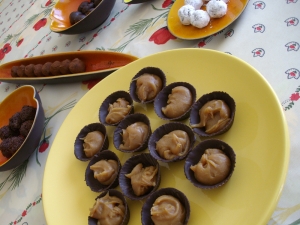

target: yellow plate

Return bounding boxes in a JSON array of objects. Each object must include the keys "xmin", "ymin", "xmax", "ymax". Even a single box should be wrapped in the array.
[
  {"xmin": 168, "ymin": 0, "xmax": 249, "ymax": 40},
  {"xmin": 43, "ymin": 48, "xmax": 289, "ymax": 225}
]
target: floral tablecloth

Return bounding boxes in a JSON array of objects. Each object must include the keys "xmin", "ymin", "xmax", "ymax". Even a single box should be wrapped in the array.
[{"xmin": 0, "ymin": 0, "xmax": 299, "ymax": 224}]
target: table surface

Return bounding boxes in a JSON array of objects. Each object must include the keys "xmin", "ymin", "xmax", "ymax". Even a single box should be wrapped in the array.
[{"xmin": 0, "ymin": 0, "xmax": 299, "ymax": 224}]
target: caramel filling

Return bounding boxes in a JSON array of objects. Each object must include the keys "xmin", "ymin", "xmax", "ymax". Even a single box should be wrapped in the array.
[
  {"xmin": 119, "ymin": 122, "xmax": 149, "ymax": 151},
  {"xmin": 81, "ymin": 131, "xmax": 104, "ymax": 158},
  {"xmin": 191, "ymin": 100, "xmax": 230, "ymax": 134},
  {"xmin": 125, "ymin": 163, "xmax": 158, "ymax": 196},
  {"xmin": 156, "ymin": 130, "xmax": 190, "ymax": 160},
  {"xmin": 151, "ymin": 195, "xmax": 185, "ymax": 225},
  {"xmin": 162, "ymin": 86, "xmax": 192, "ymax": 118},
  {"xmin": 90, "ymin": 159, "xmax": 118, "ymax": 185},
  {"xmin": 89, "ymin": 192, "xmax": 125, "ymax": 225},
  {"xmin": 190, "ymin": 148, "xmax": 231, "ymax": 185},
  {"xmin": 136, "ymin": 74, "xmax": 163, "ymax": 102},
  {"xmin": 105, "ymin": 98, "xmax": 131, "ymax": 124}
]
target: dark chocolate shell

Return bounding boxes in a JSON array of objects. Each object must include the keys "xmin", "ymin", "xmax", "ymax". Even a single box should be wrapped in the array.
[
  {"xmin": 88, "ymin": 189, "xmax": 130, "ymax": 225},
  {"xmin": 85, "ymin": 150, "xmax": 121, "ymax": 192},
  {"xmin": 184, "ymin": 139, "xmax": 236, "ymax": 189},
  {"xmin": 119, "ymin": 153, "xmax": 161, "ymax": 201},
  {"xmin": 74, "ymin": 123, "xmax": 109, "ymax": 161},
  {"xmin": 148, "ymin": 122, "xmax": 196, "ymax": 163},
  {"xmin": 113, "ymin": 113, "xmax": 152, "ymax": 153},
  {"xmin": 99, "ymin": 90, "xmax": 134, "ymax": 126},
  {"xmin": 141, "ymin": 187, "xmax": 190, "ymax": 225},
  {"xmin": 189, "ymin": 91, "xmax": 236, "ymax": 137},
  {"xmin": 154, "ymin": 82, "xmax": 196, "ymax": 121},
  {"xmin": 129, "ymin": 67, "xmax": 167, "ymax": 104}
]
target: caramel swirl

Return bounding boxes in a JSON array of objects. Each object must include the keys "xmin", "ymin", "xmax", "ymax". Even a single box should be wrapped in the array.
[
  {"xmin": 151, "ymin": 195, "xmax": 185, "ymax": 225},
  {"xmin": 90, "ymin": 159, "xmax": 118, "ymax": 185},
  {"xmin": 136, "ymin": 74, "xmax": 163, "ymax": 102},
  {"xmin": 81, "ymin": 131, "xmax": 104, "ymax": 158},
  {"xmin": 105, "ymin": 98, "xmax": 131, "ymax": 124}
]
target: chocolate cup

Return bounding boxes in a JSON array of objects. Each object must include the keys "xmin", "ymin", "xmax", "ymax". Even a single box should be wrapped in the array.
[
  {"xmin": 154, "ymin": 82, "xmax": 197, "ymax": 121},
  {"xmin": 184, "ymin": 139, "xmax": 236, "ymax": 189},
  {"xmin": 129, "ymin": 67, "xmax": 167, "ymax": 104},
  {"xmin": 88, "ymin": 189, "xmax": 130, "ymax": 225},
  {"xmin": 148, "ymin": 122, "xmax": 196, "ymax": 163},
  {"xmin": 189, "ymin": 91, "xmax": 236, "ymax": 137},
  {"xmin": 119, "ymin": 153, "xmax": 161, "ymax": 201},
  {"xmin": 99, "ymin": 90, "xmax": 134, "ymax": 126},
  {"xmin": 141, "ymin": 187, "xmax": 190, "ymax": 225},
  {"xmin": 74, "ymin": 122, "xmax": 109, "ymax": 161},
  {"xmin": 85, "ymin": 150, "xmax": 121, "ymax": 192},
  {"xmin": 113, "ymin": 113, "xmax": 152, "ymax": 153}
]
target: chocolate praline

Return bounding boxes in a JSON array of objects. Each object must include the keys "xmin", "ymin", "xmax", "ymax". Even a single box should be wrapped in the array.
[
  {"xmin": 99, "ymin": 90, "xmax": 134, "ymax": 126},
  {"xmin": 113, "ymin": 113, "xmax": 151, "ymax": 153},
  {"xmin": 129, "ymin": 67, "xmax": 167, "ymax": 104},
  {"xmin": 154, "ymin": 81, "xmax": 196, "ymax": 121},
  {"xmin": 24, "ymin": 64, "xmax": 35, "ymax": 77},
  {"xmin": 119, "ymin": 153, "xmax": 161, "ymax": 201},
  {"xmin": 148, "ymin": 122, "xmax": 195, "ymax": 163},
  {"xmin": 34, "ymin": 64, "xmax": 43, "ymax": 77},
  {"xmin": 59, "ymin": 59, "xmax": 71, "ymax": 75},
  {"xmin": 189, "ymin": 91, "xmax": 236, "ymax": 138},
  {"xmin": 88, "ymin": 189, "xmax": 130, "ymax": 225},
  {"xmin": 69, "ymin": 58, "xmax": 86, "ymax": 74},
  {"xmin": 42, "ymin": 62, "xmax": 52, "ymax": 76},
  {"xmin": 50, "ymin": 61, "xmax": 62, "ymax": 76},
  {"xmin": 184, "ymin": 139, "xmax": 236, "ymax": 189},
  {"xmin": 141, "ymin": 187, "xmax": 190, "ymax": 225},
  {"xmin": 85, "ymin": 150, "xmax": 121, "ymax": 192},
  {"xmin": 11, "ymin": 66, "xmax": 19, "ymax": 77},
  {"xmin": 17, "ymin": 65, "xmax": 26, "ymax": 77},
  {"xmin": 74, "ymin": 123, "xmax": 109, "ymax": 161}
]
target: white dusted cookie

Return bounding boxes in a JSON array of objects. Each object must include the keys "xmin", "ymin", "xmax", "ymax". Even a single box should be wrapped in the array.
[
  {"xmin": 206, "ymin": 0, "xmax": 227, "ymax": 18},
  {"xmin": 190, "ymin": 10, "xmax": 210, "ymax": 28},
  {"xmin": 178, "ymin": 5, "xmax": 195, "ymax": 25},
  {"xmin": 184, "ymin": 0, "xmax": 204, "ymax": 9}
]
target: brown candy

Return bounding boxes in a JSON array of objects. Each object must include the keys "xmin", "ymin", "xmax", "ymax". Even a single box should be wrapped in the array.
[
  {"xmin": 11, "ymin": 66, "xmax": 19, "ymax": 77},
  {"xmin": 24, "ymin": 64, "xmax": 35, "ymax": 77},
  {"xmin": 17, "ymin": 65, "xmax": 25, "ymax": 77},
  {"xmin": 59, "ymin": 59, "xmax": 71, "ymax": 75},
  {"xmin": 34, "ymin": 64, "xmax": 43, "ymax": 77},
  {"xmin": 42, "ymin": 62, "xmax": 52, "ymax": 76},
  {"xmin": 50, "ymin": 61, "xmax": 61, "ymax": 76},
  {"xmin": 69, "ymin": 58, "xmax": 86, "ymax": 74}
]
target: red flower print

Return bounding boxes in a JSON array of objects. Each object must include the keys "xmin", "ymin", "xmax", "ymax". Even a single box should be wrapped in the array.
[
  {"xmin": 0, "ymin": 43, "xmax": 12, "ymax": 60},
  {"xmin": 17, "ymin": 38, "xmax": 24, "ymax": 47},
  {"xmin": 39, "ymin": 139, "xmax": 49, "ymax": 153},
  {"xmin": 82, "ymin": 79, "xmax": 102, "ymax": 89},
  {"xmin": 149, "ymin": 27, "xmax": 176, "ymax": 45},
  {"xmin": 198, "ymin": 41, "xmax": 206, "ymax": 47},
  {"xmin": 33, "ymin": 18, "xmax": 47, "ymax": 31},
  {"xmin": 45, "ymin": 0, "xmax": 52, "ymax": 6},
  {"xmin": 162, "ymin": 0, "xmax": 172, "ymax": 8},
  {"xmin": 290, "ymin": 93, "xmax": 300, "ymax": 101},
  {"xmin": 22, "ymin": 210, "xmax": 27, "ymax": 217}
]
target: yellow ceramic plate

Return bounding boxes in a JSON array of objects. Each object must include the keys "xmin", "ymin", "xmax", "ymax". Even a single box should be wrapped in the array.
[
  {"xmin": 43, "ymin": 49, "xmax": 289, "ymax": 225},
  {"xmin": 168, "ymin": 0, "xmax": 249, "ymax": 40}
]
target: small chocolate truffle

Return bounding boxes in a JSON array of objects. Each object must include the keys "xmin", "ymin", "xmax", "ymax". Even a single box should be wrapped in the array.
[
  {"xmin": 0, "ymin": 125, "xmax": 19, "ymax": 140},
  {"xmin": 69, "ymin": 11, "xmax": 86, "ymax": 25},
  {"xmin": 9, "ymin": 112, "xmax": 23, "ymax": 131},
  {"xmin": 69, "ymin": 58, "xmax": 86, "ymax": 74},
  {"xmin": 34, "ymin": 64, "xmax": 43, "ymax": 77},
  {"xmin": 42, "ymin": 62, "xmax": 52, "ymax": 76},
  {"xmin": 20, "ymin": 105, "xmax": 36, "ymax": 121},
  {"xmin": 24, "ymin": 64, "xmax": 35, "ymax": 77},
  {"xmin": 0, "ymin": 136, "xmax": 25, "ymax": 158},
  {"xmin": 86, "ymin": 8, "xmax": 95, "ymax": 15},
  {"xmin": 59, "ymin": 59, "xmax": 71, "ymax": 75},
  {"xmin": 78, "ymin": 1, "xmax": 94, "ymax": 14},
  {"xmin": 20, "ymin": 120, "xmax": 33, "ymax": 137},
  {"xmin": 50, "ymin": 61, "xmax": 62, "ymax": 76},
  {"xmin": 17, "ymin": 65, "xmax": 25, "ymax": 77},
  {"xmin": 11, "ymin": 66, "xmax": 19, "ymax": 77}
]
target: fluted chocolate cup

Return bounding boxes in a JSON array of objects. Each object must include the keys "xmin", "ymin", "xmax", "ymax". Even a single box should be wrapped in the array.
[
  {"xmin": 189, "ymin": 91, "xmax": 236, "ymax": 138},
  {"xmin": 99, "ymin": 90, "xmax": 134, "ymax": 126},
  {"xmin": 184, "ymin": 139, "xmax": 236, "ymax": 189},
  {"xmin": 129, "ymin": 66, "xmax": 167, "ymax": 104},
  {"xmin": 74, "ymin": 122, "xmax": 109, "ymax": 161},
  {"xmin": 154, "ymin": 82, "xmax": 196, "ymax": 121},
  {"xmin": 85, "ymin": 150, "xmax": 121, "ymax": 192},
  {"xmin": 148, "ymin": 122, "xmax": 196, "ymax": 163},
  {"xmin": 88, "ymin": 189, "xmax": 130, "ymax": 225},
  {"xmin": 141, "ymin": 187, "xmax": 190, "ymax": 225},
  {"xmin": 119, "ymin": 153, "xmax": 161, "ymax": 201},
  {"xmin": 113, "ymin": 113, "xmax": 152, "ymax": 153}
]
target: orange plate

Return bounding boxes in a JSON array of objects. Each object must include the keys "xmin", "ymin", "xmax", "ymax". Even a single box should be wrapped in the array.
[
  {"xmin": 167, "ymin": 0, "xmax": 249, "ymax": 40},
  {"xmin": 0, "ymin": 51, "xmax": 138, "ymax": 84}
]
